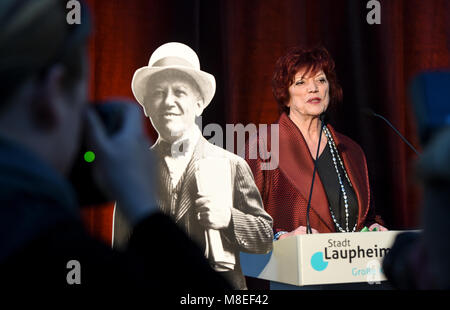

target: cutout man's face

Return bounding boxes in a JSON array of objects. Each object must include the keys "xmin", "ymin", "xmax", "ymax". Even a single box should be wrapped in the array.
[{"xmin": 143, "ymin": 70, "xmax": 203, "ymax": 142}]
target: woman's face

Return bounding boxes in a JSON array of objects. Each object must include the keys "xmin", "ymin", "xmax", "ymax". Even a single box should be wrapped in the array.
[{"xmin": 287, "ymin": 68, "xmax": 330, "ymax": 119}]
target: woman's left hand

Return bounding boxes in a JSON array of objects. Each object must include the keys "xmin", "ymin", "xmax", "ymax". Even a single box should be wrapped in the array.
[{"xmin": 368, "ymin": 223, "xmax": 388, "ymax": 231}]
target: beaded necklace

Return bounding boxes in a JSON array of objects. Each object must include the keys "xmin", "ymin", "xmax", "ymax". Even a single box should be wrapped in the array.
[{"xmin": 323, "ymin": 126, "xmax": 357, "ymax": 233}]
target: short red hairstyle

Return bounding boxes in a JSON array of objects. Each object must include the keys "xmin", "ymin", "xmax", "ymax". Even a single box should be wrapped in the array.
[{"xmin": 272, "ymin": 46, "xmax": 343, "ymax": 114}]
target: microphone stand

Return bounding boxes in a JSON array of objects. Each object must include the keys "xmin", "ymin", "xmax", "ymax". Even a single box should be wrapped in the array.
[{"xmin": 306, "ymin": 114, "xmax": 326, "ymax": 234}]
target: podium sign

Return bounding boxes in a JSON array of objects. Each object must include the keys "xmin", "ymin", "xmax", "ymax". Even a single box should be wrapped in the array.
[{"xmin": 241, "ymin": 231, "xmax": 405, "ymax": 286}]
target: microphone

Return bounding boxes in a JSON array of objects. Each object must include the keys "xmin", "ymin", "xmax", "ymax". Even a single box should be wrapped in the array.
[
  {"xmin": 363, "ymin": 108, "xmax": 421, "ymax": 156},
  {"xmin": 319, "ymin": 111, "xmax": 329, "ymax": 125},
  {"xmin": 306, "ymin": 113, "xmax": 327, "ymax": 234}
]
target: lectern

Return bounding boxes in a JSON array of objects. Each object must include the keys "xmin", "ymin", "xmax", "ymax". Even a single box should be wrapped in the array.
[{"xmin": 241, "ymin": 231, "xmax": 406, "ymax": 288}]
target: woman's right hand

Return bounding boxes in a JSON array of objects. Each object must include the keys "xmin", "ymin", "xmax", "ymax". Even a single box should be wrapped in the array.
[{"xmin": 279, "ymin": 226, "xmax": 319, "ymax": 240}]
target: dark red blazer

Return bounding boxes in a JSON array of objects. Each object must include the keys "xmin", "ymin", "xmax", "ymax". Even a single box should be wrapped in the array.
[{"xmin": 245, "ymin": 113, "xmax": 382, "ymax": 233}]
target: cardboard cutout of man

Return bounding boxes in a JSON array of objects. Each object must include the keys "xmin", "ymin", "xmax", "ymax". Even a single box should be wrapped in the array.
[{"xmin": 114, "ymin": 42, "xmax": 273, "ymax": 289}]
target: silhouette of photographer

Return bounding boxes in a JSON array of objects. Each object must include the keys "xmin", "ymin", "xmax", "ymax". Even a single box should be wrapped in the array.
[
  {"xmin": 383, "ymin": 71, "xmax": 450, "ymax": 289},
  {"xmin": 0, "ymin": 0, "xmax": 229, "ymax": 290}
]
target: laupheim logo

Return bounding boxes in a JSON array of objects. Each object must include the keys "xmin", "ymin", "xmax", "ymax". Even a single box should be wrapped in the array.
[
  {"xmin": 311, "ymin": 251, "xmax": 329, "ymax": 271},
  {"xmin": 310, "ymin": 239, "xmax": 390, "ymax": 272}
]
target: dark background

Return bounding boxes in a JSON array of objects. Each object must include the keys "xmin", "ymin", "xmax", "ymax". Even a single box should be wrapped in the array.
[{"xmin": 81, "ymin": 0, "xmax": 449, "ymax": 243}]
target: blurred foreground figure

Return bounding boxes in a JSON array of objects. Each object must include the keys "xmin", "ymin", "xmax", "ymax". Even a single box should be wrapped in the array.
[
  {"xmin": 383, "ymin": 71, "xmax": 450, "ymax": 289},
  {"xmin": 383, "ymin": 127, "xmax": 450, "ymax": 289},
  {"xmin": 0, "ymin": 0, "xmax": 229, "ymax": 290}
]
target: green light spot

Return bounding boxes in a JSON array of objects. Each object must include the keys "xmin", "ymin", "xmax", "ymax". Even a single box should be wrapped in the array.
[{"xmin": 84, "ymin": 151, "xmax": 95, "ymax": 163}]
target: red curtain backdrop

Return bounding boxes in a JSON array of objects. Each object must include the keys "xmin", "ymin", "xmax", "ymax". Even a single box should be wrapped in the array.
[{"xmin": 81, "ymin": 0, "xmax": 449, "ymax": 244}]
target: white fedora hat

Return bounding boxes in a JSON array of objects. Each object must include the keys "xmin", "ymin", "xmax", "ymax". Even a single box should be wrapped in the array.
[{"xmin": 131, "ymin": 42, "xmax": 216, "ymax": 109}]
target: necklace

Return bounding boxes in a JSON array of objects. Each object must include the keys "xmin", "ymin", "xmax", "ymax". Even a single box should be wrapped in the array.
[{"xmin": 323, "ymin": 126, "xmax": 357, "ymax": 233}]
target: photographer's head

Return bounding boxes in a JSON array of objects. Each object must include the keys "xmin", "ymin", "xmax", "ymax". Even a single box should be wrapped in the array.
[
  {"xmin": 132, "ymin": 42, "xmax": 216, "ymax": 143},
  {"xmin": 0, "ymin": 0, "xmax": 90, "ymax": 175}
]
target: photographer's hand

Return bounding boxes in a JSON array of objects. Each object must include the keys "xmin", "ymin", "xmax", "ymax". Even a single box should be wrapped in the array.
[{"xmin": 85, "ymin": 100, "xmax": 158, "ymax": 226}]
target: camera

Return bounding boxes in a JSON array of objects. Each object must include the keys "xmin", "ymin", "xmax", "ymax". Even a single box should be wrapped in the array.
[{"xmin": 69, "ymin": 103, "xmax": 123, "ymax": 206}]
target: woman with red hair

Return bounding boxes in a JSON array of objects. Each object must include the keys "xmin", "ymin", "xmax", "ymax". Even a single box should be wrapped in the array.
[{"xmin": 246, "ymin": 46, "xmax": 386, "ymax": 239}]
